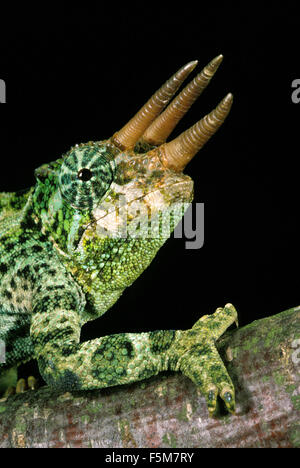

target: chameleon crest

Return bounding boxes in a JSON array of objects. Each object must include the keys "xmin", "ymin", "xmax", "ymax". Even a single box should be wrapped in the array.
[{"xmin": 0, "ymin": 55, "xmax": 237, "ymax": 416}]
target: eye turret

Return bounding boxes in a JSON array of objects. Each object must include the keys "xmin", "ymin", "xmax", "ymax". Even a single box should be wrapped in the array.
[{"xmin": 59, "ymin": 144, "xmax": 114, "ymax": 210}]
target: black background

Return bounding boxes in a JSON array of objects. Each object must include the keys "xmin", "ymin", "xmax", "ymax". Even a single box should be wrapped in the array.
[{"xmin": 0, "ymin": 3, "xmax": 299, "ymax": 348}]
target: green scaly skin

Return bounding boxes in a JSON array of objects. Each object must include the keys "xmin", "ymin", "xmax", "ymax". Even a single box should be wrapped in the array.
[{"xmin": 0, "ymin": 138, "xmax": 237, "ymax": 415}]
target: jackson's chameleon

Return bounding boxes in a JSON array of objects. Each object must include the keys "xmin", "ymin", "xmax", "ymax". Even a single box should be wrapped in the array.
[{"xmin": 0, "ymin": 55, "xmax": 237, "ymax": 415}]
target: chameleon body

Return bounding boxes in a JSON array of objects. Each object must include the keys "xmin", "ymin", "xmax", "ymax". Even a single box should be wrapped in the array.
[{"xmin": 0, "ymin": 56, "xmax": 237, "ymax": 414}]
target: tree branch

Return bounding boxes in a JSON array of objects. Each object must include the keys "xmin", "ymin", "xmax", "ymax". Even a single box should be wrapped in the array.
[{"xmin": 0, "ymin": 306, "xmax": 299, "ymax": 448}]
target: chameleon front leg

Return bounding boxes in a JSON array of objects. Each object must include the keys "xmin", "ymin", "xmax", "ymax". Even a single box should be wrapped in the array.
[
  {"xmin": 30, "ymin": 295, "xmax": 237, "ymax": 414},
  {"xmin": 30, "ymin": 306, "xmax": 172, "ymax": 391}
]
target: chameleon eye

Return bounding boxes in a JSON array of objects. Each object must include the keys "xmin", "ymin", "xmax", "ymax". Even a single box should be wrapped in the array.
[
  {"xmin": 78, "ymin": 168, "xmax": 93, "ymax": 181},
  {"xmin": 59, "ymin": 145, "xmax": 114, "ymax": 210}
]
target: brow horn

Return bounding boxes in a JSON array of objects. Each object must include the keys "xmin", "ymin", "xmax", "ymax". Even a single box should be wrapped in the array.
[
  {"xmin": 159, "ymin": 93, "xmax": 233, "ymax": 172},
  {"xmin": 111, "ymin": 61, "xmax": 198, "ymax": 150},
  {"xmin": 141, "ymin": 55, "xmax": 224, "ymax": 146}
]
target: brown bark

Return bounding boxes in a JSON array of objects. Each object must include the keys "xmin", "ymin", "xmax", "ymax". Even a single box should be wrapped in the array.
[{"xmin": 0, "ymin": 306, "xmax": 299, "ymax": 448}]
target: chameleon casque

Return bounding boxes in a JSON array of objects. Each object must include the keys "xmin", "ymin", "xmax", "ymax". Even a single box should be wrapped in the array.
[{"xmin": 0, "ymin": 55, "xmax": 238, "ymax": 415}]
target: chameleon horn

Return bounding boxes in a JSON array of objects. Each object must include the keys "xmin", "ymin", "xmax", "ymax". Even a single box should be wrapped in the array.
[
  {"xmin": 141, "ymin": 55, "xmax": 224, "ymax": 146},
  {"xmin": 111, "ymin": 60, "xmax": 198, "ymax": 150},
  {"xmin": 159, "ymin": 93, "xmax": 233, "ymax": 172}
]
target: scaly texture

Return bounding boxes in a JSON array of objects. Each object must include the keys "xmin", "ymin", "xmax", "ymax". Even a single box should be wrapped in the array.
[{"xmin": 0, "ymin": 57, "xmax": 235, "ymax": 415}]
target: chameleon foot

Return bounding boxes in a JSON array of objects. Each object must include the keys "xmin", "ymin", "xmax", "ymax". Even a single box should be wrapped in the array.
[
  {"xmin": 172, "ymin": 303, "xmax": 238, "ymax": 416},
  {"xmin": 2, "ymin": 376, "xmax": 38, "ymax": 399}
]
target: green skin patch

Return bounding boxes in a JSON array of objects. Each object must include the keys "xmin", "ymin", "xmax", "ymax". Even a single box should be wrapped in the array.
[{"xmin": 0, "ymin": 139, "xmax": 237, "ymax": 415}]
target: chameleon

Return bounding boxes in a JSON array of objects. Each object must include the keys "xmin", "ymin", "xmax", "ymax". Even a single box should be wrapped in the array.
[{"xmin": 0, "ymin": 54, "xmax": 238, "ymax": 415}]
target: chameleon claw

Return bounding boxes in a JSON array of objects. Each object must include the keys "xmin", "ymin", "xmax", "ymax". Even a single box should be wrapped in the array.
[
  {"xmin": 224, "ymin": 303, "xmax": 239, "ymax": 328},
  {"xmin": 27, "ymin": 376, "xmax": 38, "ymax": 390},
  {"xmin": 221, "ymin": 389, "xmax": 236, "ymax": 413},
  {"xmin": 205, "ymin": 386, "xmax": 236, "ymax": 416},
  {"xmin": 205, "ymin": 386, "xmax": 218, "ymax": 415}
]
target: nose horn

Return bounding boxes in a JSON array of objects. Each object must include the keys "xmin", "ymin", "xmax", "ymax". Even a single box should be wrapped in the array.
[
  {"xmin": 159, "ymin": 93, "xmax": 233, "ymax": 172},
  {"xmin": 140, "ymin": 55, "xmax": 224, "ymax": 146},
  {"xmin": 111, "ymin": 60, "xmax": 198, "ymax": 150}
]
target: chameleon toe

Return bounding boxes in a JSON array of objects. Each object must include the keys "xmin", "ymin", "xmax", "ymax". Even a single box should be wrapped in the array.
[
  {"xmin": 16, "ymin": 378, "xmax": 27, "ymax": 394},
  {"xmin": 221, "ymin": 389, "xmax": 236, "ymax": 413},
  {"xmin": 224, "ymin": 303, "xmax": 239, "ymax": 327},
  {"xmin": 205, "ymin": 387, "xmax": 218, "ymax": 415},
  {"xmin": 27, "ymin": 376, "xmax": 38, "ymax": 390}
]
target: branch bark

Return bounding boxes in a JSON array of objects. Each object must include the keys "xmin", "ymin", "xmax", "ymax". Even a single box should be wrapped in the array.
[{"xmin": 0, "ymin": 306, "xmax": 299, "ymax": 448}]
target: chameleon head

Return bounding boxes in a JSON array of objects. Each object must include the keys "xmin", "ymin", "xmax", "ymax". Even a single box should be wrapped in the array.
[
  {"xmin": 56, "ymin": 56, "xmax": 232, "ymax": 250},
  {"xmin": 34, "ymin": 56, "xmax": 232, "ymax": 294}
]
